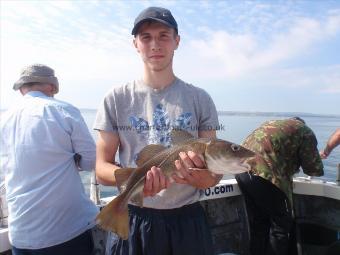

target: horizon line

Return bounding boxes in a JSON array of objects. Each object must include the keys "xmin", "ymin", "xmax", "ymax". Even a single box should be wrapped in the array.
[{"xmin": 1, "ymin": 108, "xmax": 340, "ymax": 118}]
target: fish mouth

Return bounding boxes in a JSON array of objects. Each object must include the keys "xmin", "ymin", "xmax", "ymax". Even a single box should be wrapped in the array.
[
  {"xmin": 242, "ymin": 162, "xmax": 251, "ymax": 171},
  {"xmin": 206, "ymin": 155, "xmax": 253, "ymax": 175},
  {"xmin": 224, "ymin": 157, "xmax": 253, "ymax": 174},
  {"xmin": 235, "ymin": 161, "xmax": 251, "ymax": 171},
  {"xmin": 241, "ymin": 156, "xmax": 256, "ymax": 170}
]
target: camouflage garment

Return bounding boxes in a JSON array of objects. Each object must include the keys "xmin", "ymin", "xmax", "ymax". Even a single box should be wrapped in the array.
[{"xmin": 242, "ymin": 118, "xmax": 324, "ymax": 205}]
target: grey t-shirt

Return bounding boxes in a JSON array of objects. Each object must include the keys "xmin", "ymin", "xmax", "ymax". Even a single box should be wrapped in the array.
[{"xmin": 94, "ymin": 77, "xmax": 219, "ymax": 209}]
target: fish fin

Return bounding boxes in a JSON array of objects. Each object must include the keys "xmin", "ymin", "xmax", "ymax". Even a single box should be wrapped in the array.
[
  {"xmin": 170, "ymin": 129, "xmax": 195, "ymax": 145},
  {"xmin": 130, "ymin": 191, "xmax": 144, "ymax": 207},
  {"xmin": 96, "ymin": 194, "xmax": 130, "ymax": 240},
  {"xmin": 114, "ymin": 168, "xmax": 135, "ymax": 193},
  {"xmin": 135, "ymin": 144, "xmax": 167, "ymax": 167}
]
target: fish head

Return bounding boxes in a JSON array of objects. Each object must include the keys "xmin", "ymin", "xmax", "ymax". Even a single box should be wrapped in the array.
[{"xmin": 204, "ymin": 139, "xmax": 255, "ymax": 175}]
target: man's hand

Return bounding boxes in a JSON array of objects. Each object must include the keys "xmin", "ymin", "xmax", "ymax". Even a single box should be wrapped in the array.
[
  {"xmin": 143, "ymin": 166, "xmax": 171, "ymax": 197},
  {"xmin": 319, "ymin": 150, "xmax": 329, "ymax": 159},
  {"xmin": 172, "ymin": 151, "xmax": 222, "ymax": 189}
]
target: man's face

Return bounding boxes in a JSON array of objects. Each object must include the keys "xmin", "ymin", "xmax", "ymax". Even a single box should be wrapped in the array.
[{"xmin": 133, "ymin": 22, "xmax": 180, "ymax": 72}]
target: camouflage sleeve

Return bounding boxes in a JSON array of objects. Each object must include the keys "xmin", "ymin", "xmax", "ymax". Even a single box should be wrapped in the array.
[{"xmin": 299, "ymin": 126, "xmax": 324, "ymax": 177}]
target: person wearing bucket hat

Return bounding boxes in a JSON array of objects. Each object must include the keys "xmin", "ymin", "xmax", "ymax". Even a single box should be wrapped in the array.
[
  {"xmin": 13, "ymin": 64, "xmax": 59, "ymax": 93},
  {"xmin": 94, "ymin": 6, "xmax": 220, "ymax": 255},
  {"xmin": 1, "ymin": 64, "xmax": 98, "ymax": 255}
]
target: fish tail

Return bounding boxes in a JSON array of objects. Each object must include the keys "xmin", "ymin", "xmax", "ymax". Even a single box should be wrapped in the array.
[{"xmin": 96, "ymin": 194, "xmax": 129, "ymax": 240}]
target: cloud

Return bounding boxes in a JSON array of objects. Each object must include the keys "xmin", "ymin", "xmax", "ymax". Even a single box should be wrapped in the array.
[
  {"xmin": 0, "ymin": 1, "xmax": 141, "ymax": 109},
  {"xmin": 318, "ymin": 66, "xmax": 340, "ymax": 93},
  {"xmin": 323, "ymin": 86, "xmax": 340, "ymax": 93},
  {"xmin": 0, "ymin": 32, "xmax": 141, "ymax": 108},
  {"xmin": 249, "ymin": 65, "xmax": 340, "ymax": 91},
  {"xmin": 187, "ymin": 13, "xmax": 340, "ymax": 79},
  {"xmin": 1, "ymin": 1, "xmax": 340, "ymax": 111},
  {"xmin": 326, "ymin": 12, "xmax": 340, "ymax": 35}
]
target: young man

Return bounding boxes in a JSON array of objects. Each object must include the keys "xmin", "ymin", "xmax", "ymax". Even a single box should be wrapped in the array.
[
  {"xmin": 235, "ymin": 117, "xmax": 324, "ymax": 255},
  {"xmin": 0, "ymin": 64, "xmax": 98, "ymax": 255},
  {"xmin": 94, "ymin": 6, "xmax": 222, "ymax": 255}
]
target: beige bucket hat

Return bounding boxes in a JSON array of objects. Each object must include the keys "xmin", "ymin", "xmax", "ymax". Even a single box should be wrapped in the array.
[{"xmin": 13, "ymin": 64, "xmax": 59, "ymax": 93}]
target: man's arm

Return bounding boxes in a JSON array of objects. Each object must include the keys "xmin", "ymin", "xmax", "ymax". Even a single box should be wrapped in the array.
[
  {"xmin": 320, "ymin": 128, "xmax": 340, "ymax": 159},
  {"xmin": 95, "ymin": 130, "xmax": 121, "ymax": 186},
  {"xmin": 69, "ymin": 109, "xmax": 96, "ymax": 171},
  {"xmin": 96, "ymin": 130, "xmax": 170, "ymax": 195},
  {"xmin": 173, "ymin": 130, "xmax": 223, "ymax": 189}
]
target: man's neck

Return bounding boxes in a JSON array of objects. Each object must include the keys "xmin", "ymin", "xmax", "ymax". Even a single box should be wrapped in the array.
[
  {"xmin": 20, "ymin": 87, "xmax": 54, "ymax": 97},
  {"xmin": 143, "ymin": 68, "xmax": 176, "ymax": 90}
]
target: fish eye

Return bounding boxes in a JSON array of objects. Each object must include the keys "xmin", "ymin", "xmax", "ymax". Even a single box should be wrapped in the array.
[{"xmin": 231, "ymin": 144, "xmax": 240, "ymax": 152}]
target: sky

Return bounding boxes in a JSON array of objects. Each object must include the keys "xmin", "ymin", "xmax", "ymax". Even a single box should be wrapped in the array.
[{"xmin": 1, "ymin": 0, "xmax": 340, "ymax": 115}]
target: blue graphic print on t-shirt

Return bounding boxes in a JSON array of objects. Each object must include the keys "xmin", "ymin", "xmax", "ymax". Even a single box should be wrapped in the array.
[{"xmin": 129, "ymin": 104, "xmax": 192, "ymax": 147}]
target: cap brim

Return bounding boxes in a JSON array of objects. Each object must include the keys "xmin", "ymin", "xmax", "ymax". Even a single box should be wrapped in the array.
[
  {"xmin": 13, "ymin": 76, "xmax": 59, "ymax": 93},
  {"xmin": 131, "ymin": 18, "xmax": 176, "ymax": 35}
]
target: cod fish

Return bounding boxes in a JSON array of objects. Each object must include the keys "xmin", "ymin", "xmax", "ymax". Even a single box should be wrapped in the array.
[{"xmin": 96, "ymin": 130, "xmax": 255, "ymax": 239}]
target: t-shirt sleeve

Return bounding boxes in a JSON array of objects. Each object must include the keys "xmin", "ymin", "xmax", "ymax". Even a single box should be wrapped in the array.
[
  {"xmin": 93, "ymin": 91, "xmax": 118, "ymax": 133},
  {"xmin": 299, "ymin": 127, "xmax": 324, "ymax": 177},
  {"xmin": 197, "ymin": 89, "xmax": 219, "ymax": 131}
]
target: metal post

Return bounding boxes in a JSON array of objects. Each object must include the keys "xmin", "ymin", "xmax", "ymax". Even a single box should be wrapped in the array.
[
  {"xmin": 90, "ymin": 171, "xmax": 101, "ymax": 205},
  {"xmin": 0, "ymin": 196, "xmax": 3, "ymax": 228},
  {"xmin": 0, "ymin": 184, "xmax": 8, "ymax": 227}
]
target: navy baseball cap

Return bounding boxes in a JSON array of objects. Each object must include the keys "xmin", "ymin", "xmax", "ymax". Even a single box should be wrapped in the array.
[{"xmin": 131, "ymin": 7, "xmax": 178, "ymax": 35}]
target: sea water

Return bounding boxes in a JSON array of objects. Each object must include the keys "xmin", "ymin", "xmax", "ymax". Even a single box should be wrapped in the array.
[{"xmin": 80, "ymin": 109, "xmax": 340, "ymax": 197}]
